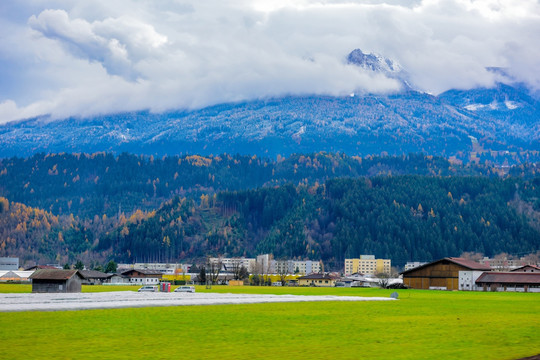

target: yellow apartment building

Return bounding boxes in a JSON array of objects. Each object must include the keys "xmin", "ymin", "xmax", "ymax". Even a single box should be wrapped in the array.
[{"xmin": 344, "ymin": 255, "xmax": 391, "ymax": 275}]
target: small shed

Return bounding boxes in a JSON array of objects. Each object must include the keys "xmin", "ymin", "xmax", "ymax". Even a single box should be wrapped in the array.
[
  {"xmin": 29, "ymin": 269, "xmax": 84, "ymax": 293},
  {"xmin": 401, "ymin": 257, "xmax": 491, "ymax": 290}
]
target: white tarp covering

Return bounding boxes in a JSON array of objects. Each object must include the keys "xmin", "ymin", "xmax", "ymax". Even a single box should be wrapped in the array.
[{"xmin": 0, "ymin": 292, "xmax": 395, "ymax": 312}]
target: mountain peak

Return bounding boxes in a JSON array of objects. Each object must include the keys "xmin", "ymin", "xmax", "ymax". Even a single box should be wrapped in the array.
[{"xmin": 346, "ymin": 49, "xmax": 402, "ymax": 74}]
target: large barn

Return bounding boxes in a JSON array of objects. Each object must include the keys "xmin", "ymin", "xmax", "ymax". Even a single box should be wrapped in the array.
[
  {"xmin": 29, "ymin": 269, "xmax": 84, "ymax": 293},
  {"xmin": 475, "ymin": 272, "xmax": 540, "ymax": 292},
  {"xmin": 401, "ymin": 257, "xmax": 491, "ymax": 290}
]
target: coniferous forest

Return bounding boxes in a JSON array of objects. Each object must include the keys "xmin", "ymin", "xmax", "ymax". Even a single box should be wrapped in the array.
[{"xmin": 0, "ymin": 152, "xmax": 539, "ymax": 269}]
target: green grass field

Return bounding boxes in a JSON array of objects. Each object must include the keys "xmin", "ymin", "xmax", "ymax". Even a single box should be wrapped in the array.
[{"xmin": 0, "ymin": 284, "xmax": 538, "ymax": 359}]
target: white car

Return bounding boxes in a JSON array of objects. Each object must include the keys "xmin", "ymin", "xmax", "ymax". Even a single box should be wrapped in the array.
[
  {"xmin": 174, "ymin": 285, "xmax": 196, "ymax": 293},
  {"xmin": 138, "ymin": 286, "xmax": 157, "ymax": 292}
]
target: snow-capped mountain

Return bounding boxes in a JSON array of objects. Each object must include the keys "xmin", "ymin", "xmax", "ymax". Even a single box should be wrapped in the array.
[
  {"xmin": 347, "ymin": 49, "xmax": 402, "ymax": 74},
  {"xmin": 0, "ymin": 50, "xmax": 538, "ymax": 161},
  {"xmin": 346, "ymin": 49, "xmax": 415, "ymax": 90}
]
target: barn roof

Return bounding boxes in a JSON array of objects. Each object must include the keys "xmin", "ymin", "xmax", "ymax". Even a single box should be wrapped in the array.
[
  {"xmin": 29, "ymin": 269, "xmax": 82, "ymax": 280},
  {"xmin": 476, "ymin": 272, "xmax": 540, "ymax": 285},
  {"xmin": 79, "ymin": 270, "xmax": 111, "ymax": 279},
  {"xmin": 297, "ymin": 273, "xmax": 337, "ymax": 280},
  {"xmin": 24, "ymin": 265, "xmax": 59, "ymax": 271},
  {"xmin": 511, "ymin": 265, "xmax": 540, "ymax": 272},
  {"xmin": 401, "ymin": 257, "xmax": 491, "ymax": 275},
  {"xmin": 121, "ymin": 269, "xmax": 163, "ymax": 276},
  {"xmin": 446, "ymin": 257, "xmax": 492, "ymax": 270}
]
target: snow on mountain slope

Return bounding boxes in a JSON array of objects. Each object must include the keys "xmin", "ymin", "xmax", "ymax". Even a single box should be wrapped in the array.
[{"xmin": 0, "ymin": 50, "xmax": 538, "ymax": 159}]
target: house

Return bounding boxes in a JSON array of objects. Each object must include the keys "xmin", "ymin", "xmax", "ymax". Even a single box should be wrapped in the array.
[
  {"xmin": 121, "ymin": 269, "xmax": 162, "ymax": 285},
  {"xmin": 104, "ymin": 273, "xmax": 130, "ymax": 285},
  {"xmin": 510, "ymin": 265, "xmax": 540, "ymax": 273},
  {"xmin": 297, "ymin": 273, "xmax": 337, "ymax": 287},
  {"xmin": 401, "ymin": 257, "xmax": 491, "ymax": 290},
  {"xmin": 475, "ymin": 272, "xmax": 540, "ymax": 292},
  {"xmin": 79, "ymin": 270, "xmax": 112, "ymax": 285},
  {"xmin": 29, "ymin": 269, "xmax": 84, "ymax": 293}
]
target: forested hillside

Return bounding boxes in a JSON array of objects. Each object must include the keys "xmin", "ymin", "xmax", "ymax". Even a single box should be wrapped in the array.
[
  {"xmin": 0, "ymin": 197, "xmax": 80, "ymax": 265},
  {"xmin": 0, "ymin": 152, "xmax": 494, "ymax": 219},
  {"xmin": 1, "ymin": 152, "xmax": 539, "ymax": 268},
  {"xmin": 99, "ymin": 177, "xmax": 540, "ymax": 268}
]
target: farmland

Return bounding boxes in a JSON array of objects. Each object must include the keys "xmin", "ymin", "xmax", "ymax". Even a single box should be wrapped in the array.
[{"xmin": 0, "ymin": 285, "xmax": 538, "ymax": 359}]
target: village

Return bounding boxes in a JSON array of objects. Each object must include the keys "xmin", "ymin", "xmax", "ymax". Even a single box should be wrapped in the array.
[{"xmin": 1, "ymin": 254, "xmax": 539, "ymax": 294}]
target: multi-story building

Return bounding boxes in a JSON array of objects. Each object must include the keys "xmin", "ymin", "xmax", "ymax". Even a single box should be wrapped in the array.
[
  {"xmin": 0, "ymin": 257, "xmax": 19, "ymax": 270},
  {"xmin": 404, "ymin": 261, "xmax": 428, "ymax": 271},
  {"xmin": 209, "ymin": 257, "xmax": 256, "ymax": 273},
  {"xmin": 478, "ymin": 257, "xmax": 530, "ymax": 271},
  {"xmin": 256, "ymin": 254, "xmax": 273, "ymax": 273},
  {"xmin": 270, "ymin": 259, "xmax": 321, "ymax": 275},
  {"xmin": 344, "ymin": 255, "xmax": 391, "ymax": 275},
  {"xmin": 117, "ymin": 263, "xmax": 191, "ymax": 275},
  {"xmin": 290, "ymin": 260, "xmax": 321, "ymax": 275}
]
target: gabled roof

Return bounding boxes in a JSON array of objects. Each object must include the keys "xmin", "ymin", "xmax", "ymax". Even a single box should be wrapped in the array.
[
  {"xmin": 29, "ymin": 269, "xmax": 82, "ymax": 280},
  {"xmin": 121, "ymin": 269, "xmax": 163, "ymax": 276},
  {"xmin": 476, "ymin": 272, "xmax": 540, "ymax": 285},
  {"xmin": 401, "ymin": 257, "xmax": 491, "ymax": 275},
  {"xmin": 511, "ymin": 265, "xmax": 540, "ymax": 272},
  {"xmin": 446, "ymin": 257, "xmax": 492, "ymax": 270},
  {"xmin": 24, "ymin": 265, "xmax": 58, "ymax": 271},
  {"xmin": 297, "ymin": 273, "xmax": 337, "ymax": 280},
  {"xmin": 79, "ymin": 270, "xmax": 112, "ymax": 279},
  {"xmin": 0, "ymin": 271, "xmax": 22, "ymax": 279}
]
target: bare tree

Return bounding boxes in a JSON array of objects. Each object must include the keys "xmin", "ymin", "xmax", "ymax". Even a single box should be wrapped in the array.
[
  {"xmin": 276, "ymin": 260, "xmax": 289, "ymax": 286},
  {"xmin": 521, "ymin": 251, "xmax": 540, "ymax": 266},
  {"xmin": 230, "ymin": 258, "xmax": 243, "ymax": 280},
  {"xmin": 460, "ymin": 251, "xmax": 484, "ymax": 261},
  {"xmin": 206, "ymin": 256, "xmax": 223, "ymax": 286}
]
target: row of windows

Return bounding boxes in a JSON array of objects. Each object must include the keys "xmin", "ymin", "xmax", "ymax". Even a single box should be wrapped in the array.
[{"xmin": 129, "ymin": 278, "xmax": 159, "ymax": 283}]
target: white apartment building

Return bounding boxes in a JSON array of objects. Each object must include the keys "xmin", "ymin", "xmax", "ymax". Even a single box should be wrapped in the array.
[
  {"xmin": 270, "ymin": 259, "xmax": 321, "ymax": 275},
  {"xmin": 117, "ymin": 263, "xmax": 191, "ymax": 275},
  {"xmin": 404, "ymin": 261, "xmax": 428, "ymax": 271},
  {"xmin": 209, "ymin": 257, "xmax": 256, "ymax": 273}
]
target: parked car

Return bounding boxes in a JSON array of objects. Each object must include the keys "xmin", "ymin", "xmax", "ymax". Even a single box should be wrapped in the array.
[
  {"xmin": 174, "ymin": 285, "xmax": 196, "ymax": 293},
  {"xmin": 138, "ymin": 286, "xmax": 157, "ymax": 292}
]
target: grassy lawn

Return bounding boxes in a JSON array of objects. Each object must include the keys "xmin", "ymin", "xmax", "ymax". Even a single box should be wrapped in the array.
[{"xmin": 0, "ymin": 284, "xmax": 538, "ymax": 359}]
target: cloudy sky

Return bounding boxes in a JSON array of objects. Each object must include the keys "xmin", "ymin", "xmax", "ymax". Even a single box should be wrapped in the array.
[{"xmin": 0, "ymin": 0, "xmax": 539, "ymax": 124}]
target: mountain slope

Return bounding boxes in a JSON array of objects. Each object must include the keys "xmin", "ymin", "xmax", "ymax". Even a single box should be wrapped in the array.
[
  {"xmin": 0, "ymin": 50, "xmax": 538, "ymax": 161},
  {"xmin": 1, "ymin": 91, "xmax": 537, "ymax": 159},
  {"xmin": 99, "ymin": 176, "xmax": 540, "ymax": 268},
  {"xmin": 0, "ymin": 152, "xmax": 480, "ymax": 219}
]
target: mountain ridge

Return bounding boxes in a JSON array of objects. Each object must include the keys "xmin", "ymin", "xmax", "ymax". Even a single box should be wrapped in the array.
[{"xmin": 0, "ymin": 50, "xmax": 538, "ymax": 163}]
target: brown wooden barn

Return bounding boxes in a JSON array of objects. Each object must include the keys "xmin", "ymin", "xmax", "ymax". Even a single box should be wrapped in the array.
[
  {"xmin": 29, "ymin": 269, "xmax": 84, "ymax": 293},
  {"xmin": 401, "ymin": 257, "xmax": 491, "ymax": 290}
]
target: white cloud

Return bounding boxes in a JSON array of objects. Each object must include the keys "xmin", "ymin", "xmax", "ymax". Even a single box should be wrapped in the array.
[{"xmin": 0, "ymin": 0, "xmax": 539, "ymax": 124}]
